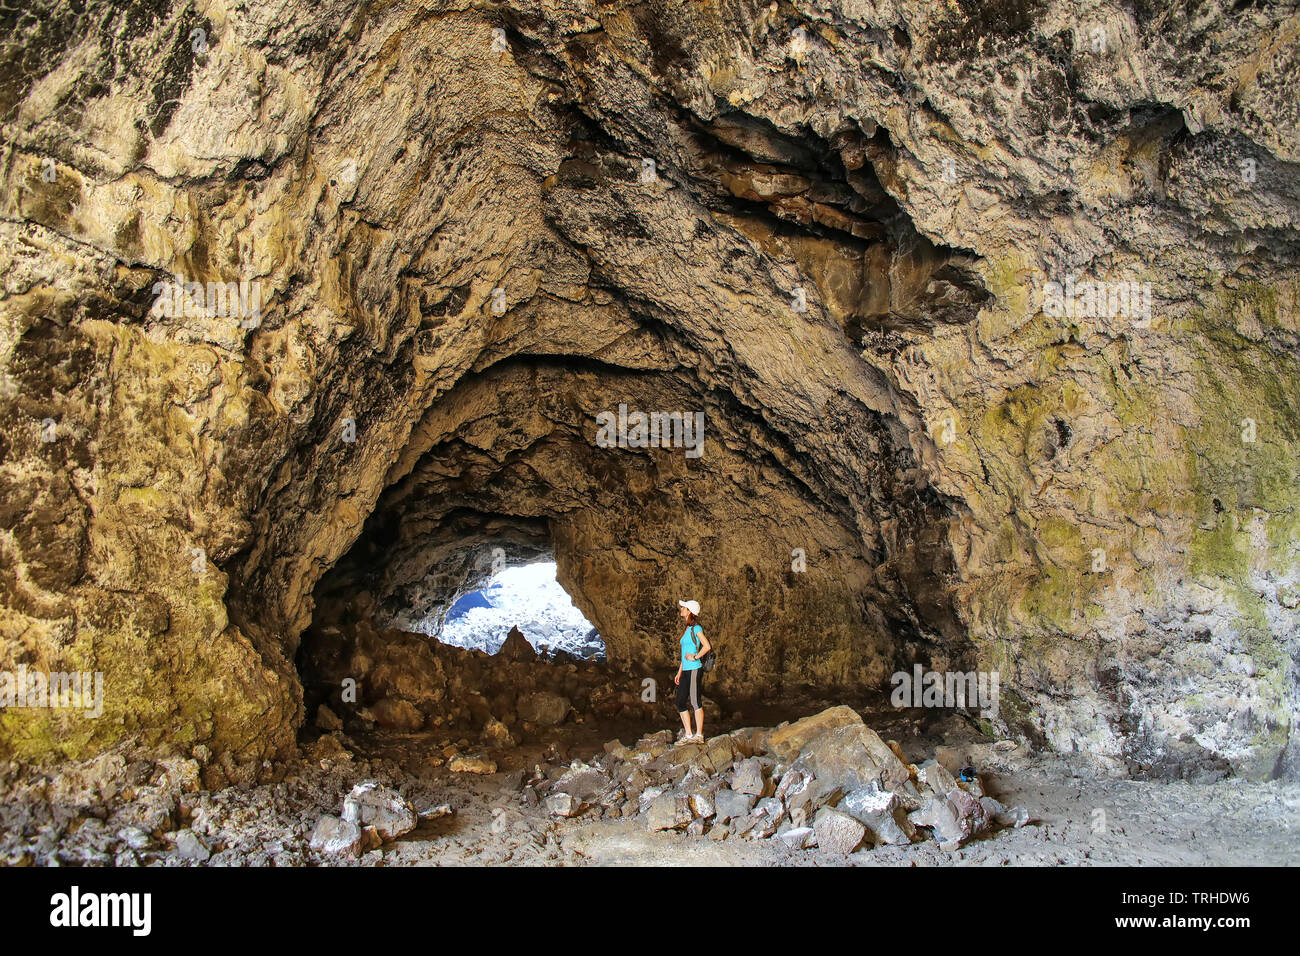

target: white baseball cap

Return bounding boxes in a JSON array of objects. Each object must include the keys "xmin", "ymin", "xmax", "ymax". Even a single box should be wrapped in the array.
[{"xmin": 678, "ymin": 599, "xmax": 701, "ymax": 615}]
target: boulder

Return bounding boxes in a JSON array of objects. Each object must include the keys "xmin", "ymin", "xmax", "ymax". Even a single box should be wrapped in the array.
[
  {"xmin": 518, "ymin": 691, "xmax": 571, "ymax": 726},
  {"xmin": 909, "ymin": 791, "xmax": 986, "ymax": 848},
  {"xmin": 726, "ymin": 727, "xmax": 767, "ymax": 758},
  {"xmin": 498, "ymin": 626, "xmax": 536, "ymax": 662},
  {"xmin": 314, "ymin": 704, "xmax": 343, "ymax": 732},
  {"xmin": 934, "ymin": 745, "xmax": 966, "ymax": 775},
  {"xmin": 765, "ymin": 705, "xmax": 864, "ymax": 761},
  {"xmin": 370, "ymin": 697, "xmax": 424, "ymax": 732},
  {"xmin": 773, "ymin": 768, "xmax": 810, "ymax": 804},
  {"xmin": 553, "ymin": 762, "xmax": 610, "ymax": 801},
  {"xmin": 637, "ymin": 786, "xmax": 666, "ymax": 815},
  {"xmin": 655, "ymin": 741, "xmax": 705, "ymax": 770},
  {"xmin": 917, "ymin": 760, "xmax": 958, "ymax": 798},
  {"xmin": 777, "ymin": 825, "xmax": 815, "ymax": 850},
  {"xmin": 690, "ymin": 735, "xmax": 737, "ymax": 775},
  {"xmin": 647, "ymin": 794, "xmax": 692, "ymax": 831},
  {"xmin": 117, "ymin": 827, "xmax": 152, "ymax": 851},
  {"xmin": 813, "ymin": 807, "xmax": 866, "ymax": 855},
  {"xmin": 342, "ymin": 781, "xmax": 418, "ymax": 840},
  {"xmin": 545, "ymin": 793, "xmax": 583, "ymax": 817},
  {"xmin": 639, "ymin": 730, "xmax": 674, "ymax": 749},
  {"xmin": 713, "ymin": 788, "xmax": 757, "ymax": 823},
  {"xmin": 731, "ymin": 757, "xmax": 767, "ymax": 796},
  {"xmin": 892, "ymin": 778, "xmax": 926, "ymax": 811},
  {"xmin": 841, "ymin": 785, "xmax": 916, "ymax": 845},
  {"xmin": 793, "ymin": 723, "xmax": 913, "ymax": 794},
  {"xmin": 481, "ymin": 718, "xmax": 514, "ymax": 748},
  {"xmin": 449, "ymin": 754, "xmax": 498, "ymax": 775},
  {"xmin": 980, "ymin": 796, "xmax": 1031, "ymax": 828},
  {"xmin": 603, "ymin": 739, "xmax": 631, "ymax": 762},
  {"xmin": 172, "ymin": 829, "xmax": 210, "ymax": 862},
  {"xmin": 686, "ymin": 791, "xmax": 713, "ymax": 819},
  {"xmin": 947, "ymin": 786, "xmax": 991, "ymax": 838},
  {"xmin": 787, "ymin": 780, "xmax": 843, "ymax": 822},
  {"xmin": 754, "ymin": 796, "xmax": 784, "ymax": 826},
  {"xmin": 309, "ymin": 815, "xmax": 363, "ymax": 857}
]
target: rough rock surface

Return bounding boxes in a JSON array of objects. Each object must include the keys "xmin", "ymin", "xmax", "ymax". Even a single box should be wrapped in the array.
[
  {"xmin": 0, "ymin": 0, "xmax": 1297, "ymax": 784},
  {"xmin": 0, "ymin": 702, "xmax": 1295, "ymax": 867},
  {"xmin": 519, "ymin": 705, "xmax": 1029, "ymax": 854}
]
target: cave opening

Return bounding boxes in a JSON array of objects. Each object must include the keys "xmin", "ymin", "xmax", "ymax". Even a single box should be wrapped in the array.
[{"xmin": 423, "ymin": 560, "xmax": 604, "ymax": 662}]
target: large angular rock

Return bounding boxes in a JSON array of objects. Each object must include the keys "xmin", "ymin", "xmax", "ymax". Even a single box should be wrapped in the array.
[
  {"xmin": 342, "ymin": 781, "xmax": 418, "ymax": 841},
  {"xmin": 639, "ymin": 730, "xmax": 675, "ymax": 749},
  {"xmin": 726, "ymin": 728, "xmax": 768, "ymax": 758},
  {"xmin": 980, "ymin": 796, "xmax": 1032, "ymax": 828},
  {"xmin": 518, "ymin": 692, "xmax": 571, "ymax": 726},
  {"xmin": 498, "ymin": 626, "xmax": 537, "ymax": 662},
  {"xmin": 637, "ymin": 786, "xmax": 666, "ymax": 815},
  {"xmin": 753, "ymin": 796, "xmax": 784, "ymax": 829},
  {"xmin": 370, "ymin": 697, "xmax": 424, "ymax": 732},
  {"xmin": 647, "ymin": 794, "xmax": 692, "ymax": 831},
  {"xmin": 909, "ymin": 788, "xmax": 989, "ymax": 848},
  {"xmin": 841, "ymin": 786, "xmax": 917, "ymax": 845},
  {"xmin": 172, "ymin": 829, "xmax": 211, "ymax": 862},
  {"xmin": 449, "ymin": 754, "xmax": 498, "ymax": 775},
  {"xmin": 552, "ymin": 761, "xmax": 610, "ymax": 801},
  {"xmin": 603, "ymin": 739, "xmax": 632, "ymax": 762},
  {"xmin": 481, "ymin": 718, "xmax": 515, "ymax": 748},
  {"xmin": 947, "ymin": 786, "xmax": 991, "ymax": 839},
  {"xmin": 773, "ymin": 768, "xmax": 810, "ymax": 804},
  {"xmin": 713, "ymin": 788, "xmax": 757, "ymax": 824},
  {"xmin": 910, "ymin": 796, "xmax": 962, "ymax": 845},
  {"xmin": 689, "ymin": 735, "xmax": 737, "ymax": 775},
  {"xmin": 777, "ymin": 826, "xmax": 816, "ymax": 850},
  {"xmin": 764, "ymin": 706, "xmax": 865, "ymax": 761},
  {"xmin": 310, "ymin": 815, "xmax": 363, "ymax": 857},
  {"xmin": 731, "ymin": 757, "xmax": 768, "ymax": 796},
  {"xmin": 545, "ymin": 793, "xmax": 584, "ymax": 817},
  {"xmin": 813, "ymin": 807, "xmax": 866, "ymax": 855},
  {"xmin": 917, "ymin": 760, "xmax": 958, "ymax": 798},
  {"xmin": 792, "ymin": 723, "xmax": 913, "ymax": 794},
  {"xmin": 687, "ymin": 791, "xmax": 715, "ymax": 819}
]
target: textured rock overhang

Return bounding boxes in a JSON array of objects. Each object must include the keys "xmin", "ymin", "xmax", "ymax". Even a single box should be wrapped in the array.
[{"xmin": 1, "ymin": 0, "xmax": 1298, "ymax": 781}]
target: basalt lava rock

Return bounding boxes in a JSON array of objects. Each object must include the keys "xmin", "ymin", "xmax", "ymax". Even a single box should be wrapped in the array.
[{"xmin": 0, "ymin": 0, "xmax": 1297, "ymax": 784}]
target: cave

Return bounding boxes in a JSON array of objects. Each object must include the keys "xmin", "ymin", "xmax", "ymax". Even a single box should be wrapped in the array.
[{"xmin": 1, "ymin": 0, "xmax": 1298, "ymax": 872}]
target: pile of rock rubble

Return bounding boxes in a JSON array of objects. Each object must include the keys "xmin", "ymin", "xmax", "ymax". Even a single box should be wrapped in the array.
[
  {"xmin": 522, "ymin": 705, "xmax": 1031, "ymax": 853},
  {"xmin": 308, "ymin": 779, "xmax": 449, "ymax": 857}
]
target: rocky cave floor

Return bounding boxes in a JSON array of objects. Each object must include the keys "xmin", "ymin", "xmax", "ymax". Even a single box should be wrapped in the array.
[{"xmin": 2, "ymin": 686, "xmax": 1297, "ymax": 867}]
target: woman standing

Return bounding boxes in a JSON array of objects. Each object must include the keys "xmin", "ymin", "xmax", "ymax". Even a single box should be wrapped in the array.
[{"xmin": 673, "ymin": 599, "xmax": 711, "ymax": 742}]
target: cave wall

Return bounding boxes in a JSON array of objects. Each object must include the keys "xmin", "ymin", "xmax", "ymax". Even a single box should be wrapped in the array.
[{"xmin": 1, "ymin": 0, "xmax": 1297, "ymax": 779}]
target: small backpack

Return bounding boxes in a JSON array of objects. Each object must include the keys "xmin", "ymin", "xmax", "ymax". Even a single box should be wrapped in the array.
[{"xmin": 691, "ymin": 625, "xmax": 717, "ymax": 673}]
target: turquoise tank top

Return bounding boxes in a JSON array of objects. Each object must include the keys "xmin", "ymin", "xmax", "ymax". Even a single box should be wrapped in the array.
[{"xmin": 681, "ymin": 625, "xmax": 703, "ymax": 670}]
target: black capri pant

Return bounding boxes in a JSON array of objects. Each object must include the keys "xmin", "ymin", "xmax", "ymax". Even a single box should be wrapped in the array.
[{"xmin": 676, "ymin": 668, "xmax": 702, "ymax": 712}]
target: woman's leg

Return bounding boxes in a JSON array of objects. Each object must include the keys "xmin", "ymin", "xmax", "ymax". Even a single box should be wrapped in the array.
[
  {"xmin": 676, "ymin": 675, "xmax": 692, "ymax": 737},
  {"xmin": 688, "ymin": 670, "xmax": 703, "ymax": 738}
]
